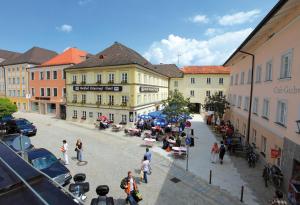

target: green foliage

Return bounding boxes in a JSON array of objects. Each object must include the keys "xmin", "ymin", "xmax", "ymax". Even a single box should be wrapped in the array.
[
  {"xmin": 204, "ymin": 92, "xmax": 229, "ymax": 118},
  {"xmin": 162, "ymin": 90, "xmax": 190, "ymax": 121},
  {"xmin": 0, "ymin": 98, "xmax": 17, "ymax": 118}
]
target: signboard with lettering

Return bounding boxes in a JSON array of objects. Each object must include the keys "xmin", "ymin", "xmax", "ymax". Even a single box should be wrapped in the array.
[
  {"xmin": 139, "ymin": 86, "xmax": 159, "ymax": 93},
  {"xmin": 73, "ymin": 86, "xmax": 122, "ymax": 92}
]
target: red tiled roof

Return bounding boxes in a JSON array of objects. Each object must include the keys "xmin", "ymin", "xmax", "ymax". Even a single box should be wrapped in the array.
[
  {"xmin": 42, "ymin": 48, "xmax": 88, "ymax": 66},
  {"xmin": 181, "ymin": 66, "xmax": 230, "ymax": 74}
]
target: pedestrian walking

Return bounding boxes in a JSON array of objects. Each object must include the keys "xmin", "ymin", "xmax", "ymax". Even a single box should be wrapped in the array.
[
  {"xmin": 219, "ymin": 141, "xmax": 226, "ymax": 164},
  {"xmin": 75, "ymin": 139, "xmax": 83, "ymax": 162},
  {"xmin": 144, "ymin": 148, "xmax": 152, "ymax": 162},
  {"xmin": 270, "ymin": 190, "xmax": 287, "ymax": 205},
  {"xmin": 211, "ymin": 142, "xmax": 219, "ymax": 163},
  {"xmin": 61, "ymin": 140, "xmax": 69, "ymax": 165},
  {"xmin": 122, "ymin": 171, "xmax": 139, "ymax": 205},
  {"xmin": 141, "ymin": 156, "xmax": 150, "ymax": 183}
]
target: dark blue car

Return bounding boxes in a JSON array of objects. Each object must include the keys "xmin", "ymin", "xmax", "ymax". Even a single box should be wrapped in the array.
[
  {"xmin": 27, "ymin": 148, "xmax": 72, "ymax": 186},
  {"xmin": 0, "ymin": 115, "xmax": 14, "ymax": 126},
  {"xmin": 6, "ymin": 118, "xmax": 37, "ymax": 136},
  {"xmin": 1, "ymin": 134, "xmax": 34, "ymax": 154}
]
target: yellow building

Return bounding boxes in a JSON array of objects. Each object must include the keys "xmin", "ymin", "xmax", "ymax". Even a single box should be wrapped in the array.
[
  {"xmin": 169, "ymin": 66, "xmax": 230, "ymax": 113},
  {"xmin": 65, "ymin": 42, "xmax": 181, "ymax": 125},
  {"xmin": 1, "ymin": 47, "xmax": 57, "ymax": 111}
]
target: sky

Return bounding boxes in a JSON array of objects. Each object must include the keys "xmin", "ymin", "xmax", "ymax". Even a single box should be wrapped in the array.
[{"xmin": 0, "ymin": 0, "xmax": 278, "ymax": 66}]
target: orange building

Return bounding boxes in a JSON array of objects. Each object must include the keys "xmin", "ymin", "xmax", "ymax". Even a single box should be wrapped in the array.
[{"xmin": 29, "ymin": 48, "xmax": 88, "ymax": 118}]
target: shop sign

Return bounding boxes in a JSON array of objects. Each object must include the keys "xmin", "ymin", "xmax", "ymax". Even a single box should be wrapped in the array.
[
  {"xmin": 35, "ymin": 97, "xmax": 50, "ymax": 101},
  {"xmin": 73, "ymin": 86, "xmax": 122, "ymax": 92},
  {"xmin": 271, "ymin": 149, "xmax": 280, "ymax": 158},
  {"xmin": 139, "ymin": 86, "xmax": 159, "ymax": 93}
]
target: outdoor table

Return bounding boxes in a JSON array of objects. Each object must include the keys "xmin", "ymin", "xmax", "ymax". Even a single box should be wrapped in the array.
[
  {"xmin": 143, "ymin": 138, "xmax": 156, "ymax": 147},
  {"xmin": 172, "ymin": 146, "xmax": 187, "ymax": 157}
]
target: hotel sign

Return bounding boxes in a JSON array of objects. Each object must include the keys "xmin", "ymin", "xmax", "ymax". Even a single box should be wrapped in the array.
[
  {"xmin": 139, "ymin": 86, "xmax": 159, "ymax": 93},
  {"xmin": 73, "ymin": 86, "xmax": 122, "ymax": 92}
]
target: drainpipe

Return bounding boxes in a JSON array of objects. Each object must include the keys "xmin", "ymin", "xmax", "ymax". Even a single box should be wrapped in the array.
[
  {"xmin": 239, "ymin": 50, "xmax": 255, "ymax": 145},
  {"xmin": 2, "ymin": 65, "xmax": 6, "ymax": 97}
]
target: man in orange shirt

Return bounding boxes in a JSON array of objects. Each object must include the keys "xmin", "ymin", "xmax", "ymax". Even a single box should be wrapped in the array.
[{"xmin": 124, "ymin": 171, "xmax": 138, "ymax": 205}]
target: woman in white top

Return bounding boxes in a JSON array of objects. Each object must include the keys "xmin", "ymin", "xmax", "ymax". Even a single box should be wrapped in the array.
[{"xmin": 141, "ymin": 156, "xmax": 150, "ymax": 183}]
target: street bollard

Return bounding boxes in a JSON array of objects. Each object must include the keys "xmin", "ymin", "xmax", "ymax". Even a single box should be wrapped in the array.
[
  {"xmin": 209, "ymin": 170, "xmax": 212, "ymax": 184},
  {"xmin": 240, "ymin": 186, "xmax": 244, "ymax": 203}
]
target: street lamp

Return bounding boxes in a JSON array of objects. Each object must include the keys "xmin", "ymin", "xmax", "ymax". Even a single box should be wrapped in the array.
[{"xmin": 296, "ymin": 120, "xmax": 300, "ymax": 134}]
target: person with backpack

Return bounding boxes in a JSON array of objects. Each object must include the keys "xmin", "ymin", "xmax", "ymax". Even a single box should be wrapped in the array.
[
  {"xmin": 120, "ymin": 171, "xmax": 138, "ymax": 205},
  {"xmin": 219, "ymin": 141, "xmax": 226, "ymax": 164}
]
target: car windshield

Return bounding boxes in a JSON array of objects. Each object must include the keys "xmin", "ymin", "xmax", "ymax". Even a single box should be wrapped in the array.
[
  {"xmin": 16, "ymin": 120, "xmax": 30, "ymax": 126},
  {"xmin": 31, "ymin": 154, "xmax": 58, "ymax": 170}
]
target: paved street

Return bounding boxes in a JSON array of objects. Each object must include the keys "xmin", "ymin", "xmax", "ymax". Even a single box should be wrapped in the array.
[{"xmin": 14, "ymin": 112, "xmax": 244, "ymax": 205}]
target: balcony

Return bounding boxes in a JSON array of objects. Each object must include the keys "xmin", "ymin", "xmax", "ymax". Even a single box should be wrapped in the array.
[
  {"xmin": 72, "ymin": 81, "xmax": 77, "ymax": 84},
  {"xmin": 107, "ymin": 80, "xmax": 114, "ymax": 84},
  {"xmin": 80, "ymin": 81, "xmax": 86, "ymax": 85},
  {"xmin": 121, "ymin": 80, "xmax": 128, "ymax": 84}
]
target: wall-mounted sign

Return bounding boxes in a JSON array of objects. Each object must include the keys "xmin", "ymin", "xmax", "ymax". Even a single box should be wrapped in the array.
[
  {"xmin": 35, "ymin": 97, "xmax": 50, "ymax": 101},
  {"xmin": 139, "ymin": 86, "xmax": 159, "ymax": 93},
  {"xmin": 73, "ymin": 86, "xmax": 122, "ymax": 92}
]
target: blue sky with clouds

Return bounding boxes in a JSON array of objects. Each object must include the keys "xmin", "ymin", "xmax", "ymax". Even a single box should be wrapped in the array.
[{"xmin": 0, "ymin": 0, "xmax": 277, "ymax": 65}]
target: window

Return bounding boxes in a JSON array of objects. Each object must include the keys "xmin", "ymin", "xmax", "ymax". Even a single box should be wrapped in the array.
[
  {"xmin": 16, "ymin": 77, "xmax": 19, "ymax": 84},
  {"xmin": 262, "ymin": 99, "xmax": 270, "ymax": 119},
  {"xmin": 97, "ymin": 95, "xmax": 102, "ymax": 104},
  {"xmin": 235, "ymin": 74, "xmax": 239, "ymax": 85},
  {"xmin": 72, "ymin": 75, "xmax": 77, "ymax": 84},
  {"xmin": 261, "ymin": 136, "xmax": 267, "ymax": 154},
  {"xmin": 96, "ymin": 74, "xmax": 102, "ymax": 83},
  {"xmin": 89, "ymin": 112, "xmax": 93, "ymax": 118},
  {"xmin": 17, "ymin": 90, "xmax": 20, "ymax": 97},
  {"xmin": 81, "ymin": 74, "xmax": 86, "ymax": 84},
  {"xmin": 247, "ymin": 69, "xmax": 252, "ymax": 84},
  {"xmin": 46, "ymin": 88, "xmax": 51, "ymax": 96},
  {"xmin": 244, "ymin": 96, "xmax": 249, "ymax": 111},
  {"xmin": 22, "ymin": 90, "xmax": 25, "ymax": 97},
  {"xmin": 276, "ymin": 100, "xmax": 287, "ymax": 126},
  {"xmin": 109, "ymin": 95, "xmax": 114, "ymax": 105},
  {"xmin": 121, "ymin": 73, "xmax": 128, "ymax": 83},
  {"xmin": 12, "ymin": 78, "xmax": 15, "ymax": 84},
  {"xmin": 144, "ymin": 94, "xmax": 147, "ymax": 103},
  {"xmin": 191, "ymin": 78, "xmax": 195, "ymax": 84},
  {"xmin": 253, "ymin": 97, "xmax": 258, "ymax": 114},
  {"xmin": 240, "ymin": 72, "xmax": 245, "ymax": 84},
  {"xmin": 232, "ymin": 95, "xmax": 236, "ymax": 106},
  {"xmin": 108, "ymin": 73, "xmax": 114, "ymax": 83},
  {"xmin": 13, "ymin": 90, "xmax": 15, "ymax": 96},
  {"xmin": 109, "ymin": 113, "xmax": 114, "ymax": 122},
  {"xmin": 121, "ymin": 115, "xmax": 127, "ymax": 123},
  {"xmin": 265, "ymin": 61, "xmax": 272, "ymax": 81},
  {"xmin": 237, "ymin": 96, "xmax": 242, "ymax": 108},
  {"xmin": 46, "ymin": 71, "xmax": 51, "ymax": 80},
  {"xmin": 62, "ymin": 88, "xmax": 66, "ymax": 97},
  {"xmin": 40, "ymin": 72, "xmax": 44, "ymax": 80},
  {"xmin": 219, "ymin": 78, "xmax": 223, "ymax": 85},
  {"xmin": 40, "ymin": 88, "xmax": 45, "ymax": 96},
  {"xmin": 219, "ymin": 91, "xmax": 223, "ymax": 97},
  {"xmin": 174, "ymin": 81, "xmax": 178, "ymax": 87},
  {"xmin": 73, "ymin": 94, "xmax": 77, "ymax": 102},
  {"xmin": 16, "ymin": 67, "xmax": 19, "ymax": 71},
  {"xmin": 53, "ymin": 88, "xmax": 57, "ymax": 97},
  {"xmin": 97, "ymin": 112, "xmax": 102, "ymax": 118},
  {"xmin": 22, "ymin": 77, "xmax": 25, "ymax": 84},
  {"xmin": 82, "ymin": 111, "xmax": 86, "ymax": 119},
  {"xmin": 207, "ymin": 78, "xmax": 211, "ymax": 84},
  {"xmin": 82, "ymin": 94, "xmax": 86, "ymax": 103},
  {"xmin": 206, "ymin": 91, "xmax": 210, "ymax": 97},
  {"xmin": 122, "ymin": 96, "xmax": 128, "ymax": 104},
  {"xmin": 190, "ymin": 90, "xmax": 194, "ymax": 97},
  {"xmin": 73, "ymin": 110, "xmax": 78, "ymax": 119},
  {"xmin": 138, "ymin": 73, "xmax": 141, "ymax": 83},
  {"xmin": 8, "ymin": 78, "xmax": 11, "ymax": 84},
  {"xmin": 31, "ymin": 88, "xmax": 35, "ymax": 97},
  {"xmin": 280, "ymin": 50, "xmax": 292, "ymax": 79},
  {"xmin": 22, "ymin": 66, "xmax": 25, "ymax": 71},
  {"xmin": 137, "ymin": 95, "xmax": 141, "ymax": 105},
  {"xmin": 53, "ymin": 71, "xmax": 57, "ymax": 80},
  {"xmin": 63, "ymin": 71, "xmax": 66, "ymax": 79},
  {"xmin": 252, "ymin": 129, "xmax": 257, "ymax": 145},
  {"xmin": 256, "ymin": 65, "xmax": 262, "ymax": 83}
]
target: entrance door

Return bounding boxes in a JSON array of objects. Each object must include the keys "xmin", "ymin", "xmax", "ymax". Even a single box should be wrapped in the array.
[
  {"xmin": 40, "ymin": 103, "xmax": 46, "ymax": 114},
  {"xmin": 60, "ymin": 105, "xmax": 66, "ymax": 120}
]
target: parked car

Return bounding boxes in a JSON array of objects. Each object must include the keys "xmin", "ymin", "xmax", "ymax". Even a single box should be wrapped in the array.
[
  {"xmin": 6, "ymin": 118, "xmax": 37, "ymax": 136},
  {"xmin": 0, "ymin": 115, "xmax": 14, "ymax": 126},
  {"xmin": 0, "ymin": 134, "xmax": 34, "ymax": 154},
  {"xmin": 27, "ymin": 148, "xmax": 72, "ymax": 186}
]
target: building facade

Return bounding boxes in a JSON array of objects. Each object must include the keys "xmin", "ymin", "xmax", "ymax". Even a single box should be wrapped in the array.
[
  {"xmin": 1, "ymin": 47, "xmax": 57, "ymax": 111},
  {"xmin": 65, "ymin": 42, "xmax": 170, "ymax": 125},
  {"xmin": 170, "ymin": 66, "xmax": 230, "ymax": 113},
  {"xmin": 28, "ymin": 48, "xmax": 88, "ymax": 118},
  {"xmin": 224, "ymin": 0, "xmax": 300, "ymax": 192}
]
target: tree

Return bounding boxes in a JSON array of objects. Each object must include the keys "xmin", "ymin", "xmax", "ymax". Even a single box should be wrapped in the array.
[
  {"xmin": 204, "ymin": 92, "xmax": 229, "ymax": 118},
  {"xmin": 162, "ymin": 90, "xmax": 191, "ymax": 122},
  {"xmin": 0, "ymin": 98, "xmax": 17, "ymax": 118}
]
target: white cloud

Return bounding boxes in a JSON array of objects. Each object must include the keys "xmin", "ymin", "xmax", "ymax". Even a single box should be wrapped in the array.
[
  {"xmin": 204, "ymin": 28, "xmax": 223, "ymax": 36},
  {"xmin": 144, "ymin": 28, "xmax": 253, "ymax": 66},
  {"xmin": 189, "ymin": 15, "xmax": 209, "ymax": 24},
  {"xmin": 218, "ymin": 9, "xmax": 260, "ymax": 26},
  {"xmin": 78, "ymin": 0, "xmax": 92, "ymax": 6},
  {"xmin": 56, "ymin": 24, "xmax": 73, "ymax": 33}
]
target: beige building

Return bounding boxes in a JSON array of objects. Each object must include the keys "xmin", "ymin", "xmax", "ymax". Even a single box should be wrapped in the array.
[
  {"xmin": 224, "ymin": 0, "xmax": 300, "ymax": 192},
  {"xmin": 65, "ymin": 42, "xmax": 181, "ymax": 125},
  {"xmin": 170, "ymin": 66, "xmax": 230, "ymax": 113}
]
